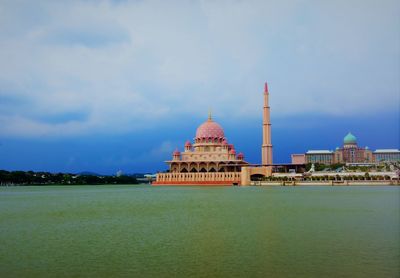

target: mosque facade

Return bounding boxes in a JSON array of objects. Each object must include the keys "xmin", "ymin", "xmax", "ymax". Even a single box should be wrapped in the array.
[
  {"xmin": 153, "ymin": 113, "xmax": 249, "ymax": 185},
  {"xmin": 153, "ymin": 83, "xmax": 273, "ymax": 186}
]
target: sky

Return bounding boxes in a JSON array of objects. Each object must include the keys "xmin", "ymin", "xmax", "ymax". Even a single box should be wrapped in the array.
[{"xmin": 0, "ymin": 0, "xmax": 399, "ymax": 174}]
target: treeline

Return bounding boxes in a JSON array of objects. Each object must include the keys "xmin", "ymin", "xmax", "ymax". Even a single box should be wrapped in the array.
[{"xmin": 0, "ymin": 170, "xmax": 138, "ymax": 185}]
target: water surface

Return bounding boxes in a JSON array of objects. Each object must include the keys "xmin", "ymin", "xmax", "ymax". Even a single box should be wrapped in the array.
[{"xmin": 0, "ymin": 185, "xmax": 399, "ymax": 277}]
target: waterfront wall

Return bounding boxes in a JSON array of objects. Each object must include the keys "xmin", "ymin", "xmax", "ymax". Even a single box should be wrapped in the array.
[
  {"xmin": 154, "ymin": 172, "xmax": 241, "ymax": 186},
  {"xmin": 251, "ymin": 180, "xmax": 400, "ymax": 186}
]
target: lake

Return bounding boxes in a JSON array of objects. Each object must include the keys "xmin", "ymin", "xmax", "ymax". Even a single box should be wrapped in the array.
[{"xmin": 0, "ymin": 185, "xmax": 399, "ymax": 277}]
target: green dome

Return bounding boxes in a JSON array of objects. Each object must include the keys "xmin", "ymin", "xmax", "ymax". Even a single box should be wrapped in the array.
[{"xmin": 344, "ymin": 132, "xmax": 357, "ymax": 144}]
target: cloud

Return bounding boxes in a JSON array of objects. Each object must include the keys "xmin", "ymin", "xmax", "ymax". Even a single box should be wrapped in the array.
[{"xmin": 0, "ymin": 0, "xmax": 398, "ymax": 137}]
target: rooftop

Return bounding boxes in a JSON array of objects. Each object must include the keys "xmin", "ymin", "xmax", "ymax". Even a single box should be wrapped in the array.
[
  {"xmin": 374, "ymin": 149, "xmax": 400, "ymax": 153},
  {"xmin": 306, "ymin": 150, "xmax": 333, "ymax": 154}
]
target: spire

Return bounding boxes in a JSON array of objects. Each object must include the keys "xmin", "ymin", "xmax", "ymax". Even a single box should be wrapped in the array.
[
  {"xmin": 264, "ymin": 82, "xmax": 269, "ymax": 94},
  {"xmin": 262, "ymin": 81, "xmax": 273, "ymax": 165},
  {"xmin": 208, "ymin": 108, "xmax": 212, "ymax": 121}
]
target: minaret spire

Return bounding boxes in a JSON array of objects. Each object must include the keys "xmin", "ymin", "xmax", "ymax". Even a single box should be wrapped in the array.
[
  {"xmin": 208, "ymin": 108, "xmax": 212, "ymax": 121},
  {"xmin": 262, "ymin": 82, "xmax": 273, "ymax": 165}
]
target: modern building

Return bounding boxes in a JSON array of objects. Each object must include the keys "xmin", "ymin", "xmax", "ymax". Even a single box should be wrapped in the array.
[
  {"xmin": 154, "ymin": 82, "xmax": 273, "ymax": 186},
  {"xmin": 291, "ymin": 154, "xmax": 306, "ymax": 164},
  {"xmin": 373, "ymin": 149, "xmax": 400, "ymax": 162},
  {"xmin": 305, "ymin": 150, "xmax": 334, "ymax": 164},
  {"xmin": 294, "ymin": 132, "xmax": 399, "ymax": 165}
]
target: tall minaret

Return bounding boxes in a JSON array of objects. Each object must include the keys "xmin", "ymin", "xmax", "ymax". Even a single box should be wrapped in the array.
[{"xmin": 262, "ymin": 82, "xmax": 273, "ymax": 165}]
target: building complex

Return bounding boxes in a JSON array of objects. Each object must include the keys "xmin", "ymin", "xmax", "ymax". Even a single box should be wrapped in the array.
[
  {"xmin": 154, "ymin": 82, "xmax": 398, "ymax": 186},
  {"xmin": 291, "ymin": 133, "xmax": 400, "ymax": 165}
]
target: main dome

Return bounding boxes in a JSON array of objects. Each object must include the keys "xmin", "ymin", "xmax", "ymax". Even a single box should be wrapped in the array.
[
  {"xmin": 195, "ymin": 119, "xmax": 225, "ymax": 139},
  {"xmin": 344, "ymin": 132, "xmax": 357, "ymax": 144}
]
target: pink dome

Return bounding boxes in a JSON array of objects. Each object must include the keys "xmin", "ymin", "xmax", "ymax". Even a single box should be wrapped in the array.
[
  {"xmin": 185, "ymin": 140, "xmax": 192, "ymax": 147},
  {"xmin": 229, "ymin": 149, "xmax": 236, "ymax": 155},
  {"xmin": 195, "ymin": 119, "xmax": 224, "ymax": 139},
  {"xmin": 237, "ymin": 152, "xmax": 244, "ymax": 160},
  {"xmin": 222, "ymin": 139, "xmax": 228, "ymax": 145},
  {"xmin": 173, "ymin": 149, "xmax": 180, "ymax": 156}
]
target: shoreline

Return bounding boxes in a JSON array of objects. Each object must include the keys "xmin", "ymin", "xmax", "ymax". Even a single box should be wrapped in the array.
[
  {"xmin": 1, "ymin": 181, "xmax": 399, "ymax": 187},
  {"xmin": 252, "ymin": 180, "xmax": 400, "ymax": 186}
]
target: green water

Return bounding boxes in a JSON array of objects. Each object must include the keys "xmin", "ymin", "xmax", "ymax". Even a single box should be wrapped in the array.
[{"xmin": 0, "ymin": 185, "xmax": 399, "ymax": 278}]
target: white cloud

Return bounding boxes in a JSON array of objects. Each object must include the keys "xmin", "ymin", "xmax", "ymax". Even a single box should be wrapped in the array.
[{"xmin": 0, "ymin": 0, "xmax": 398, "ymax": 137}]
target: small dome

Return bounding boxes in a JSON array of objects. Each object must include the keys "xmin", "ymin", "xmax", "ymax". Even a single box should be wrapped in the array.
[
  {"xmin": 229, "ymin": 149, "xmax": 236, "ymax": 155},
  {"xmin": 173, "ymin": 149, "xmax": 180, "ymax": 156},
  {"xmin": 344, "ymin": 132, "xmax": 357, "ymax": 144},
  {"xmin": 222, "ymin": 139, "xmax": 228, "ymax": 145},
  {"xmin": 195, "ymin": 118, "xmax": 224, "ymax": 140},
  {"xmin": 185, "ymin": 140, "xmax": 192, "ymax": 147},
  {"xmin": 237, "ymin": 152, "xmax": 244, "ymax": 160}
]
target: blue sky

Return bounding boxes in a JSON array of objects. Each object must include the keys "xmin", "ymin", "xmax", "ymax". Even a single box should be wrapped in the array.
[{"xmin": 0, "ymin": 0, "xmax": 399, "ymax": 174}]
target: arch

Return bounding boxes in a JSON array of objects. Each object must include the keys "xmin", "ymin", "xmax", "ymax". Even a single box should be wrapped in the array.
[
  {"xmin": 226, "ymin": 162, "xmax": 236, "ymax": 172},
  {"xmin": 180, "ymin": 163, "xmax": 188, "ymax": 173},
  {"xmin": 208, "ymin": 162, "xmax": 217, "ymax": 172},
  {"xmin": 199, "ymin": 168, "xmax": 207, "ymax": 173},
  {"xmin": 170, "ymin": 163, "xmax": 179, "ymax": 173},
  {"xmin": 190, "ymin": 168, "xmax": 197, "ymax": 173},
  {"xmin": 218, "ymin": 162, "xmax": 226, "ymax": 172},
  {"xmin": 199, "ymin": 162, "xmax": 207, "ymax": 172}
]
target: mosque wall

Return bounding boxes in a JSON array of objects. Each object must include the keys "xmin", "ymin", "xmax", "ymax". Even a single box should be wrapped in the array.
[{"xmin": 153, "ymin": 172, "xmax": 242, "ymax": 185}]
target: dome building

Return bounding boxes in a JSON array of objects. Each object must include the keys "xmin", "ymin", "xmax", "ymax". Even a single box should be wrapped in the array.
[
  {"xmin": 302, "ymin": 132, "xmax": 374, "ymax": 164},
  {"xmin": 154, "ymin": 113, "xmax": 249, "ymax": 185},
  {"xmin": 335, "ymin": 132, "xmax": 373, "ymax": 163},
  {"xmin": 295, "ymin": 132, "xmax": 399, "ymax": 165}
]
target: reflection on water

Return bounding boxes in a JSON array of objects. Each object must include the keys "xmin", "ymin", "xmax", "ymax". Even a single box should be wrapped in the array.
[{"xmin": 0, "ymin": 185, "xmax": 399, "ymax": 277}]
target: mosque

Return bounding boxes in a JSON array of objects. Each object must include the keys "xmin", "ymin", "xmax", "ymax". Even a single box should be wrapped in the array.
[{"xmin": 153, "ymin": 83, "xmax": 273, "ymax": 186}]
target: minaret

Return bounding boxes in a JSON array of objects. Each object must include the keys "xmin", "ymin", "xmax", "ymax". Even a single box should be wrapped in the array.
[{"xmin": 262, "ymin": 82, "xmax": 273, "ymax": 165}]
